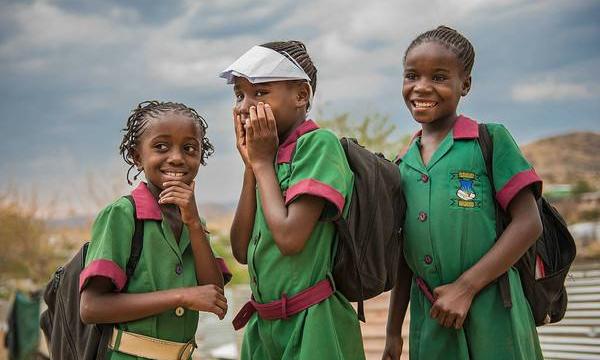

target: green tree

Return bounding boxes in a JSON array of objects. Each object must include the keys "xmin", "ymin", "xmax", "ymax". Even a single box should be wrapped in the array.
[
  {"xmin": 317, "ymin": 113, "xmax": 410, "ymax": 159},
  {"xmin": 572, "ymin": 179, "xmax": 593, "ymax": 196}
]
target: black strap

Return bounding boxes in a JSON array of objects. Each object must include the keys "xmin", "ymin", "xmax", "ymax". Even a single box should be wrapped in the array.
[
  {"xmin": 123, "ymin": 195, "xmax": 144, "ymax": 292},
  {"xmin": 477, "ymin": 124, "xmax": 512, "ymax": 308},
  {"xmin": 334, "ymin": 217, "xmax": 366, "ymax": 322}
]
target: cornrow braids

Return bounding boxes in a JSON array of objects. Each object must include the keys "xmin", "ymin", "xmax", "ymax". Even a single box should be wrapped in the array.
[
  {"xmin": 119, "ymin": 100, "xmax": 214, "ymax": 185},
  {"xmin": 261, "ymin": 40, "xmax": 318, "ymax": 94},
  {"xmin": 405, "ymin": 25, "xmax": 475, "ymax": 75}
]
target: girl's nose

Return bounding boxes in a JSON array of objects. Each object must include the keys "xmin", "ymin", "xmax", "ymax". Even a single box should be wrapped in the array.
[
  {"xmin": 168, "ymin": 149, "xmax": 184, "ymax": 165},
  {"xmin": 414, "ymin": 78, "xmax": 432, "ymax": 93},
  {"xmin": 236, "ymin": 97, "xmax": 256, "ymax": 117}
]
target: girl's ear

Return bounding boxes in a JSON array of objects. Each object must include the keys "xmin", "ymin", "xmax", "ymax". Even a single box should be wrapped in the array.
[
  {"xmin": 295, "ymin": 82, "xmax": 310, "ymax": 109},
  {"xmin": 131, "ymin": 148, "xmax": 142, "ymax": 169},
  {"xmin": 461, "ymin": 75, "xmax": 472, "ymax": 97}
]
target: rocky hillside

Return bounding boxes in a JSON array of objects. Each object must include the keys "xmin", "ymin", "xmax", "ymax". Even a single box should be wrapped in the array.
[{"xmin": 522, "ymin": 132, "xmax": 600, "ymax": 189}]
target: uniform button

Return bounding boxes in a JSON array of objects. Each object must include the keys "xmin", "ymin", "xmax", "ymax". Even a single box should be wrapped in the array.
[
  {"xmin": 175, "ymin": 263, "xmax": 183, "ymax": 275},
  {"xmin": 175, "ymin": 306, "xmax": 185, "ymax": 317},
  {"xmin": 418, "ymin": 211, "xmax": 428, "ymax": 222},
  {"xmin": 424, "ymin": 255, "xmax": 433, "ymax": 265},
  {"xmin": 421, "ymin": 174, "xmax": 429, "ymax": 183}
]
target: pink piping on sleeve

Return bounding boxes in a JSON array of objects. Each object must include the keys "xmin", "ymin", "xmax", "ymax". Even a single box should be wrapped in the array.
[{"xmin": 79, "ymin": 259, "xmax": 127, "ymax": 292}]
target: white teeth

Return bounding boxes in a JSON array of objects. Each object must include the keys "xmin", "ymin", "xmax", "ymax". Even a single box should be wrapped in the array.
[
  {"xmin": 165, "ymin": 172, "xmax": 184, "ymax": 177},
  {"xmin": 414, "ymin": 101, "xmax": 436, "ymax": 108}
]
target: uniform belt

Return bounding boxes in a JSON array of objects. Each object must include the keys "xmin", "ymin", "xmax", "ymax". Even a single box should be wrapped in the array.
[
  {"xmin": 109, "ymin": 328, "xmax": 196, "ymax": 360},
  {"xmin": 232, "ymin": 278, "xmax": 334, "ymax": 330},
  {"xmin": 415, "ymin": 276, "xmax": 436, "ymax": 305}
]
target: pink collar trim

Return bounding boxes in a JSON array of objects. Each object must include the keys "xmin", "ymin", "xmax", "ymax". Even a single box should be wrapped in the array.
[
  {"xmin": 453, "ymin": 115, "xmax": 479, "ymax": 139},
  {"xmin": 408, "ymin": 115, "xmax": 479, "ymax": 141},
  {"xmin": 131, "ymin": 182, "xmax": 162, "ymax": 220},
  {"xmin": 276, "ymin": 119, "xmax": 320, "ymax": 164},
  {"xmin": 396, "ymin": 115, "xmax": 478, "ymax": 159}
]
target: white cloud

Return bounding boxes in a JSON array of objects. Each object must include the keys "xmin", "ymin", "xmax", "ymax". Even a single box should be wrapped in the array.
[
  {"xmin": 511, "ymin": 80, "xmax": 596, "ymax": 102},
  {"xmin": 1, "ymin": 0, "xmax": 598, "ymax": 216},
  {"xmin": 0, "ymin": 1, "xmax": 138, "ymax": 58}
]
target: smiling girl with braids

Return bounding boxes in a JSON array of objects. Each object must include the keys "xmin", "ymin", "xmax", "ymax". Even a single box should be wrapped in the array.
[
  {"xmin": 383, "ymin": 26, "xmax": 543, "ymax": 360},
  {"xmin": 222, "ymin": 41, "xmax": 365, "ymax": 359},
  {"xmin": 79, "ymin": 100, "xmax": 230, "ymax": 360}
]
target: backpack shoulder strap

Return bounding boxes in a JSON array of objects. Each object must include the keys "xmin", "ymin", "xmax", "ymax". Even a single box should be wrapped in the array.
[
  {"xmin": 476, "ymin": 123, "xmax": 513, "ymax": 308},
  {"xmin": 334, "ymin": 138, "xmax": 366, "ymax": 322},
  {"xmin": 123, "ymin": 195, "xmax": 144, "ymax": 291},
  {"xmin": 477, "ymin": 123, "xmax": 495, "ymax": 194}
]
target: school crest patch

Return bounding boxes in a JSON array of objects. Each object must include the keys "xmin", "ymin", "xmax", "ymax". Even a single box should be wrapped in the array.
[{"xmin": 450, "ymin": 171, "xmax": 481, "ymax": 209}]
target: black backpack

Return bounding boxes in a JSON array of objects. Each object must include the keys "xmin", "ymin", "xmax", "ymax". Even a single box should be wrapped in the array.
[
  {"xmin": 478, "ymin": 123, "xmax": 577, "ymax": 326},
  {"xmin": 332, "ymin": 138, "xmax": 406, "ymax": 321},
  {"xmin": 40, "ymin": 195, "xmax": 144, "ymax": 359}
]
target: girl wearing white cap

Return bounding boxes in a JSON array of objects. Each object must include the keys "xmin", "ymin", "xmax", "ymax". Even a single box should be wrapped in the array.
[{"xmin": 223, "ymin": 41, "xmax": 365, "ymax": 360}]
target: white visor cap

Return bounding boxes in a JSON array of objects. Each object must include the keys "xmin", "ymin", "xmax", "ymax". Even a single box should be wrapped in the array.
[{"xmin": 219, "ymin": 45, "xmax": 311, "ymax": 85}]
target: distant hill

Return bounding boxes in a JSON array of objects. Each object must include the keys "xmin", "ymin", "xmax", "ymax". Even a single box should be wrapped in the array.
[{"xmin": 522, "ymin": 132, "xmax": 600, "ymax": 189}]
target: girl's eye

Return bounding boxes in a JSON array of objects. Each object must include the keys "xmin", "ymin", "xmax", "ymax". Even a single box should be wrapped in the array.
[
  {"xmin": 184, "ymin": 144, "xmax": 199, "ymax": 153},
  {"xmin": 235, "ymin": 93, "xmax": 243, "ymax": 102},
  {"xmin": 256, "ymin": 90, "xmax": 268, "ymax": 97},
  {"xmin": 154, "ymin": 143, "xmax": 168, "ymax": 151},
  {"xmin": 433, "ymin": 74, "xmax": 448, "ymax": 82},
  {"xmin": 404, "ymin": 72, "xmax": 417, "ymax": 80}
]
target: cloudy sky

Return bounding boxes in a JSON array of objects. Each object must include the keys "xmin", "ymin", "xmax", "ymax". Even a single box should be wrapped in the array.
[{"xmin": 1, "ymin": 0, "xmax": 599, "ymax": 217}]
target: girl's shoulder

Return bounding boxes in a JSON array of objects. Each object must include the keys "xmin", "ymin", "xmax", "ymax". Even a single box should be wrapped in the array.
[
  {"xmin": 479, "ymin": 122, "xmax": 524, "ymax": 153},
  {"xmin": 481, "ymin": 122, "xmax": 515, "ymax": 140},
  {"xmin": 296, "ymin": 127, "xmax": 340, "ymax": 148},
  {"xmin": 92, "ymin": 196, "xmax": 135, "ymax": 226}
]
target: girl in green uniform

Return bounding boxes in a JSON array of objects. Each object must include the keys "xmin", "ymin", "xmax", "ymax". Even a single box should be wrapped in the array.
[
  {"xmin": 79, "ymin": 101, "xmax": 230, "ymax": 359},
  {"xmin": 223, "ymin": 41, "xmax": 365, "ymax": 359},
  {"xmin": 383, "ymin": 26, "xmax": 544, "ymax": 360}
]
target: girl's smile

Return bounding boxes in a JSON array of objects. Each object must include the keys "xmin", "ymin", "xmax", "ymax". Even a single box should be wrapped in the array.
[
  {"xmin": 403, "ymin": 41, "xmax": 471, "ymax": 126},
  {"xmin": 133, "ymin": 112, "xmax": 203, "ymax": 189}
]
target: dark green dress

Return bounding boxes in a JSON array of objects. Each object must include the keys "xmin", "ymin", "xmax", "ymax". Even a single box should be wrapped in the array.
[
  {"xmin": 240, "ymin": 120, "xmax": 365, "ymax": 360},
  {"xmin": 399, "ymin": 116, "xmax": 543, "ymax": 360},
  {"xmin": 80, "ymin": 182, "xmax": 204, "ymax": 359}
]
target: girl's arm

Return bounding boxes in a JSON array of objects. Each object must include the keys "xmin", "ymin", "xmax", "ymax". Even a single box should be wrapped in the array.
[
  {"xmin": 252, "ymin": 164, "xmax": 325, "ymax": 256},
  {"xmin": 382, "ymin": 259, "xmax": 412, "ymax": 360},
  {"xmin": 160, "ymin": 180, "xmax": 224, "ymax": 288},
  {"xmin": 246, "ymin": 103, "xmax": 325, "ymax": 256},
  {"xmin": 80, "ymin": 277, "xmax": 227, "ymax": 324},
  {"xmin": 230, "ymin": 114, "xmax": 257, "ymax": 264},
  {"xmin": 430, "ymin": 187, "xmax": 542, "ymax": 329}
]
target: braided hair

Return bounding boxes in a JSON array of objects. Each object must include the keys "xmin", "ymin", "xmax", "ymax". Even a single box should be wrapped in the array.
[
  {"xmin": 119, "ymin": 100, "xmax": 214, "ymax": 185},
  {"xmin": 260, "ymin": 40, "xmax": 318, "ymax": 94},
  {"xmin": 404, "ymin": 26, "xmax": 475, "ymax": 75}
]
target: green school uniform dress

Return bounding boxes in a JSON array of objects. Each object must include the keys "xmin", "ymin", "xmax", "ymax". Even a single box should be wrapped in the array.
[
  {"xmin": 240, "ymin": 120, "xmax": 365, "ymax": 360},
  {"xmin": 399, "ymin": 116, "xmax": 544, "ymax": 360},
  {"xmin": 79, "ymin": 182, "xmax": 229, "ymax": 360}
]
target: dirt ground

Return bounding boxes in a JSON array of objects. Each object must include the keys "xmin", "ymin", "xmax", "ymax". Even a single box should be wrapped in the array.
[{"xmin": 1, "ymin": 330, "xmax": 7, "ymax": 360}]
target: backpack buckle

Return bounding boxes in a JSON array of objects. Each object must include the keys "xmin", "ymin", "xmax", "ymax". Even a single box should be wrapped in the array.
[{"xmin": 544, "ymin": 314, "xmax": 551, "ymax": 324}]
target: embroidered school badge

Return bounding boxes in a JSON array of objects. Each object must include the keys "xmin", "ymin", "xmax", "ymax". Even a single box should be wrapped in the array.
[{"xmin": 450, "ymin": 171, "xmax": 481, "ymax": 208}]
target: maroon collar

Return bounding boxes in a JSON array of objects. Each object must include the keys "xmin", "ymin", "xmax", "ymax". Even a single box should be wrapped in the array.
[
  {"xmin": 131, "ymin": 182, "xmax": 162, "ymax": 220},
  {"xmin": 409, "ymin": 115, "xmax": 479, "ymax": 140},
  {"xmin": 397, "ymin": 115, "xmax": 479, "ymax": 158},
  {"xmin": 453, "ymin": 115, "xmax": 479, "ymax": 139},
  {"xmin": 276, "ymin": 119, "xmax": 320, "ymax": 164}
]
